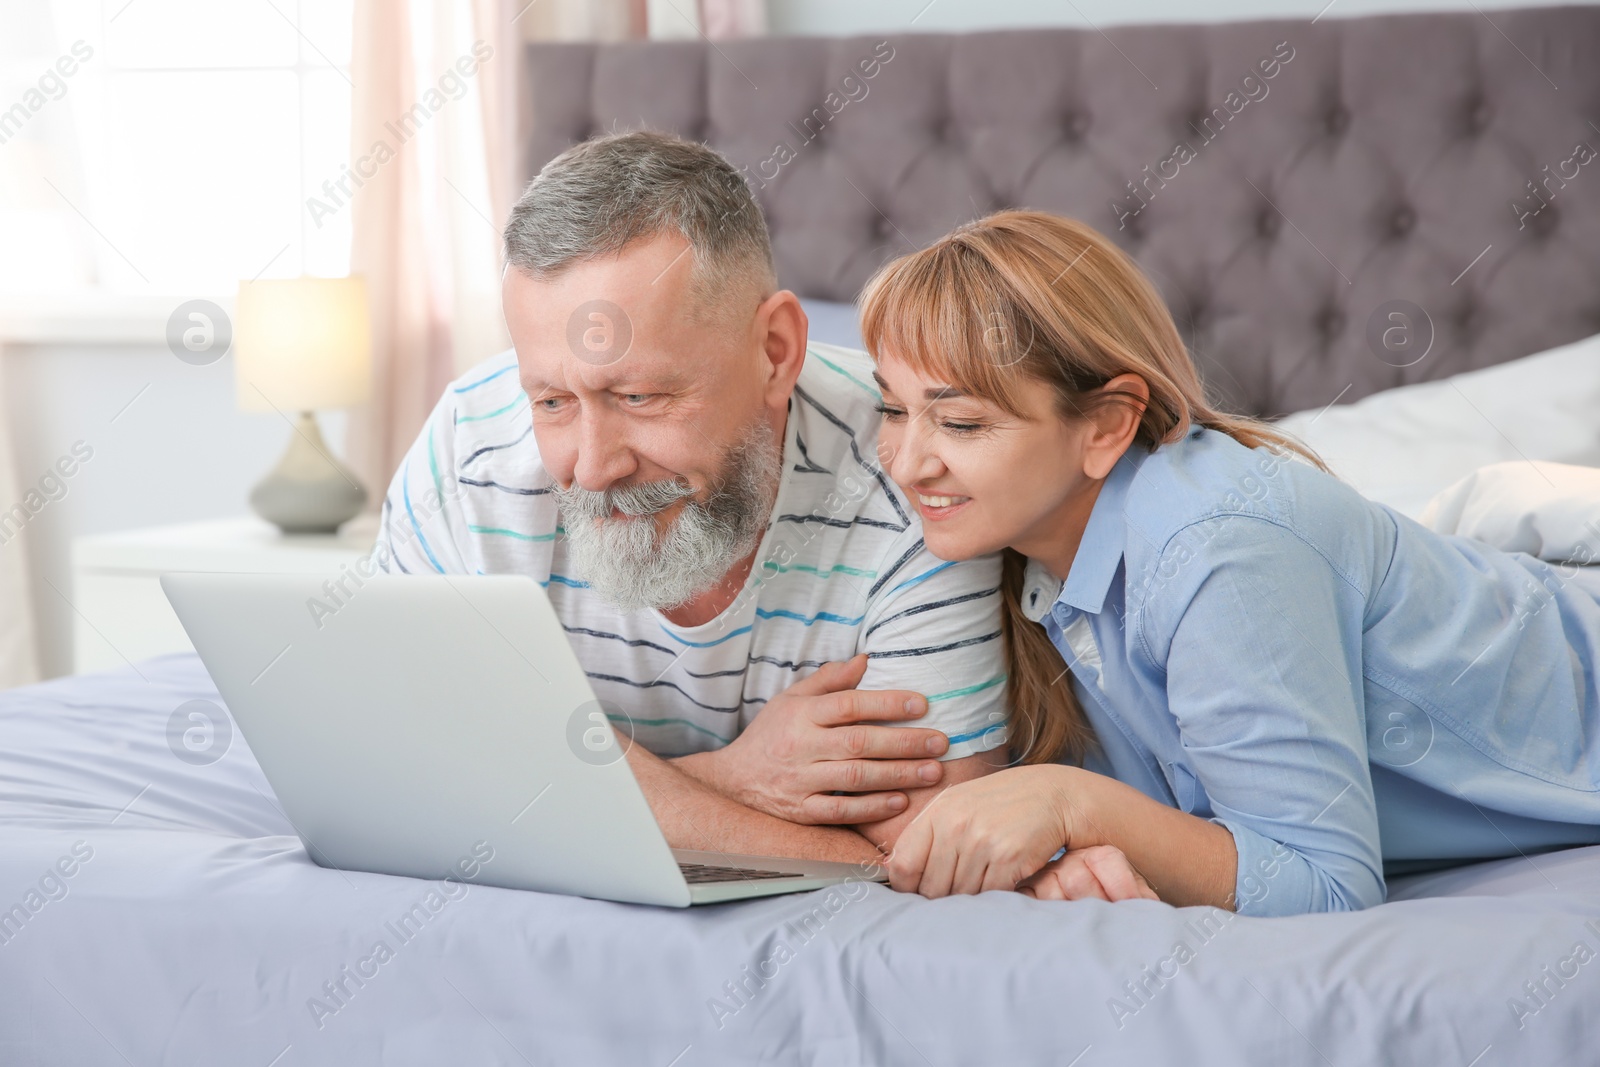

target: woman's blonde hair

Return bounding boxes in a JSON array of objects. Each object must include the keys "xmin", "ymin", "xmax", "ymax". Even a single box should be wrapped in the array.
[{"xmin": 859, "ymin": 209, "xmax": 1327, "ymax": 766}]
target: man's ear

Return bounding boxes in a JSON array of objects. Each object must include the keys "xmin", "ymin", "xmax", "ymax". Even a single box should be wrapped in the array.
[
  {"xmin": 1080, "ymin": 373, "xmax": 1150, "ymax": 480},
  {"xmin": 754, "ymin": 289, "xmax": 808, "ymax": 407}
]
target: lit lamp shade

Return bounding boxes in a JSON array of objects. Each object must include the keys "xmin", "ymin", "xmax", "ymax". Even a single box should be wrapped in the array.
[
  {"xmin": 235, "ymin": 277, "xmax": 371, "ymax": 412},
  {"xmin": 233, "ymin": 277, "xmax": 372, "ymax": 534}
]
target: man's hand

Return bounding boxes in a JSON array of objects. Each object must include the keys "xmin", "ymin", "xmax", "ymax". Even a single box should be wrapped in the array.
[
  {"xmin": 625, "ymin": 744, "xmax": 885, "ymax": 866},
  {"xmin": 675, "ymin": 654, "xmax": 949, "ymax": 824}
]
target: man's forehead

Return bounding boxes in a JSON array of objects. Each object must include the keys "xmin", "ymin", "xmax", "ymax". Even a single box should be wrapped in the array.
[
  {"xmin": 519, "ymin": 349, "xmax": 696, "ymax": 394},
  {"xmin": 505, "ymin": 246, "xmax": 746, "ymax": 395}
]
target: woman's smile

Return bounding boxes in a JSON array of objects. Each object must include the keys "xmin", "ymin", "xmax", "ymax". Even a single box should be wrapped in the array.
[{"xmin": 913, "ymin": 490, "xmax": 972, "ymax": 520}]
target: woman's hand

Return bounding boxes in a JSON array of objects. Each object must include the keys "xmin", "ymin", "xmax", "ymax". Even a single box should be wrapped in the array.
[
  {"xmin": 1018, "ymin": 845, "xmax": 1159, "ymax": 902},
  {"xmin": 886, "ymin": 764, "xmax": 1081, "ymax": 897}
]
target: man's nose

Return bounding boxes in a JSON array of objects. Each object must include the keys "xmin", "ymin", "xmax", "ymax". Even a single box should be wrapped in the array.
[{"xmin": 571, "ymin": 409, "xmax": 638, "ymax": 493}]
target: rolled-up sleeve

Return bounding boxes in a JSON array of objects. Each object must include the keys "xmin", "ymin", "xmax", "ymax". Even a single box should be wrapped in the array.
[
  {"xmin": 1143, "ymin": 515, "xmax": 1386, "ymax": 915},
  {"xmin": 857, "ymin": 534, "xmax": 1009, "ymax": 761}
]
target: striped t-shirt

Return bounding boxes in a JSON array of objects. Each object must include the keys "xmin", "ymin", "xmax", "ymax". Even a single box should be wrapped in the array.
[{"xmin": 376, "ymin": 342, "xmax": 1009, "ymax": 761}]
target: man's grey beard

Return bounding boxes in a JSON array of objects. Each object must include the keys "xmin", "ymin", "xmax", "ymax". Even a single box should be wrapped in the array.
[{"xmin": 553, "ymin": 423, "xmax": 782, "ymax": 612}]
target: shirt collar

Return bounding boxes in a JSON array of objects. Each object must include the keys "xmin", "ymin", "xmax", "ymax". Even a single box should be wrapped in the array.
[{"xmin": 1019, "ymin": 556, "xmax": 1063, "ymax": 623}]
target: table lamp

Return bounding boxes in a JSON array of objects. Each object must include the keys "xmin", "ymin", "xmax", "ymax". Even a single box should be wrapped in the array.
[{"xmin": 234, "ymin": 277, "xmax": 372, "ymax": 534}]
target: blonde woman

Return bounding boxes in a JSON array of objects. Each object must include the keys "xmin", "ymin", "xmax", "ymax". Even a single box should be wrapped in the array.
[{"xmin": 862, "ymin": 210, "xmax": 1600, "ymax": 916}]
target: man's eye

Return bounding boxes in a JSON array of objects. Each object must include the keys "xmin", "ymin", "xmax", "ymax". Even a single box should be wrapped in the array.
[{"xmin": 621, "ymin": 393, "xmax": 654, "ymax": 406}]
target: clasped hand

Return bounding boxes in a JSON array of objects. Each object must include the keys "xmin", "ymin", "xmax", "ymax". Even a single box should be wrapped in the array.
[
  {"xmin": 684, "ymin": 658, "xmax": 1158, "ymax": 903},
  {"xmin": 690, "ymin": 654, "xmax": 949, "ymax": 825},
  {"xmin": 885, "ymin": 764, "xmax": 1158, "ymax": 902}
]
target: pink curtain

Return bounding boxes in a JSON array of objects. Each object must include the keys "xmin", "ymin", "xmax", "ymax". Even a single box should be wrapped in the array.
[
  {"xmin": 346, "ymin": 0, "xmax": 649, "ymax": 505},
  {"xmin": 472, "ymin": 0, "xmax": 521, "ymax": 233},
  {"xmin": 698, "ymin": 0, "xmax": 766, "ymax": 38},
  {"xmin": 345, "ymin": 0, "xmax": 457, "ymax": 508}
]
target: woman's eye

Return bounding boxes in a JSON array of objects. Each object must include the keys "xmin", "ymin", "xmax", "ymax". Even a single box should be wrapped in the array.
[
  {"xmin": 942, "ymin": 421, "xmax": 985, "ymax": 436},
  {"xmin": 873, "ymin": 403, "xmax": 907, "ymax": 422}
]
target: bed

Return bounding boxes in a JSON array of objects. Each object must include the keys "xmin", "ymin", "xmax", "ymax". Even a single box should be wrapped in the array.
[
  {"xmin": 8, "ymin": 6, "xmax": 1600, "ymax": 1063},
  {"xmin": 3, "ymin": 653, "xmax": 1599, "ymax": 1064}
]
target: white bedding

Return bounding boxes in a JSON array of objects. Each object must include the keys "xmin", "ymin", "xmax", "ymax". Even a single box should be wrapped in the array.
[
  {"xmin": 1, "ymin": 654, "xmax": 1598, "ymax": 1065},
  {"xmin": 1277, "ymin": 330, "xmax": 1600, "ymax": 519},
  {"xmin": 1421, "ymin": 460, "xmax": 1600, "ymax": 566}
]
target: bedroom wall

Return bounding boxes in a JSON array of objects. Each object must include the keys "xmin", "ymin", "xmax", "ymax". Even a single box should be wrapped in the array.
[
  {"xmin": 1, "ymin": 339, "xmax": 347, "ymax": 681},
  {"xmin": 767, "ymin": 0, "xmax": 1584, "ymax": 34}
]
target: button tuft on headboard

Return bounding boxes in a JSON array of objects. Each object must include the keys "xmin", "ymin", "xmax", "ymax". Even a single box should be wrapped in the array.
[
  {"xmin": 522, "ymin": 7, "xmax": 1600, "ymax": 415},
  {"xmin": 1527, "ymin": 204, "xmax": 1560, "ymax": 237},
  {"xmin": 1467, "ymin": 99, "xmax": 1493, "ymax": 133}
]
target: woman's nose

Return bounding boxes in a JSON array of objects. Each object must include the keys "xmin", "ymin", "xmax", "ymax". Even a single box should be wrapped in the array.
[{"xmin": 883, "ymin": 420, "xmax": 942, "ymax": 488}]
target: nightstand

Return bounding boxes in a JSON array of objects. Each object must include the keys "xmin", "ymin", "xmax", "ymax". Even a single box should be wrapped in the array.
[{"xmin": 70, "ymin": 515, "xmax": 381, "ymax": 674}]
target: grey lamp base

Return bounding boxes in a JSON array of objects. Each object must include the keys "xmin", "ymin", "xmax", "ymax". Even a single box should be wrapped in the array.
[{"xmin": 250, "ymin": 411, "xmax": 368, "ymax": 535}]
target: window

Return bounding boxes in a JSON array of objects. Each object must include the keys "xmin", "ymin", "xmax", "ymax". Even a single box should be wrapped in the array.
[{"xmin": 0, "ymin": 0, "xmax": 353, "ymax": 298}]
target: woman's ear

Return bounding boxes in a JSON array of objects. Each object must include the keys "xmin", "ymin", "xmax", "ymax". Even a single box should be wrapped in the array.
[{"xmin": 1080, "ymin": 373, "xmax": 1150, "ymax": 480}]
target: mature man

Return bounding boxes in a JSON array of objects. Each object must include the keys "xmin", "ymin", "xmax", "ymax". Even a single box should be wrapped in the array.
[{"xmin": 378, "ymin": 131, "xmax": 1007, "ymax": 864}]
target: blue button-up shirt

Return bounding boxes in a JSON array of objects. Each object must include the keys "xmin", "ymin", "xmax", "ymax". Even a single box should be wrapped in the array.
[{"xmin": 1022, "ymin": 424, "xmax": 1600, "ymax": 916}]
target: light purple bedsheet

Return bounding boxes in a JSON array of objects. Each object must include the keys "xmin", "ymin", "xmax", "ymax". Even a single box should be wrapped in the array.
[{"xmin": 1, "ymin": 653, "xmax": 1596, "ymax": 1065}]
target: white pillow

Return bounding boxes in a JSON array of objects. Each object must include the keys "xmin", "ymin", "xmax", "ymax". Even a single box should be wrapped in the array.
[
  {"xmin": 1420, "ymin": 461, "xmax": 1600, "ymax": 564},
  {"xmin": 1276, "ymin": 332, "xmax": 1600, "ymax": 518}
]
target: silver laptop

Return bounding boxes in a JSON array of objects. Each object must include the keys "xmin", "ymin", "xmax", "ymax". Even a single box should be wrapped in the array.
[{"xmin": 161, "ymin": 572, "xmax": 885, "ymax": 907}]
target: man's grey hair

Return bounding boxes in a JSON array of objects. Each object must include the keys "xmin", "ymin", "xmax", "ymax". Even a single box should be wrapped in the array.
[{"xmin": 503, "ymin": 130, "xmax": 777, "ymax": 314}]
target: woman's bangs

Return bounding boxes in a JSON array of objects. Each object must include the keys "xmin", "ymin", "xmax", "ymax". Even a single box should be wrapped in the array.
[{"xmin": 860, "ymin": 247, "xmax": 1029, "ymax": 417}]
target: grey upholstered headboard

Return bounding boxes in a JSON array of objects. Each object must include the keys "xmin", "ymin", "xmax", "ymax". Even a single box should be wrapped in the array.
[{"xmin": 519, "ymin": 6, "xmax": 1600, "ymax": 417}]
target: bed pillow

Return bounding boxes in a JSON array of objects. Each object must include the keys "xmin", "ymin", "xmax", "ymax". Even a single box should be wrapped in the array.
[
  {"xmin": 1276, "ymin": 331, "xmax": 1600, "ymax": 518},
  {"xmin": 1419, "ymin": 461, "xmax": 1600, "ymax": 565}
]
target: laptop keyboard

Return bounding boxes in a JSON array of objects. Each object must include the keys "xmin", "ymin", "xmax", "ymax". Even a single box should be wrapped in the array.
[{"xmin": 679, "ymin": 862, "xmax": 804, "ymax": 884}]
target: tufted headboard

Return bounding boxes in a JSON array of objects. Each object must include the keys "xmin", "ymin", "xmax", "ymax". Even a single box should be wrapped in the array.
[{"xmin": 519, "ymin": 6, "xmax": 1600, "ymax": 417}]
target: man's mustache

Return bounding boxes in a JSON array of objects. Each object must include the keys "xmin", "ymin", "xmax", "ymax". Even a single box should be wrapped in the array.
[{"xmin": 555, "ymin": 478, "xmax": 698, "ymax": 519}]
